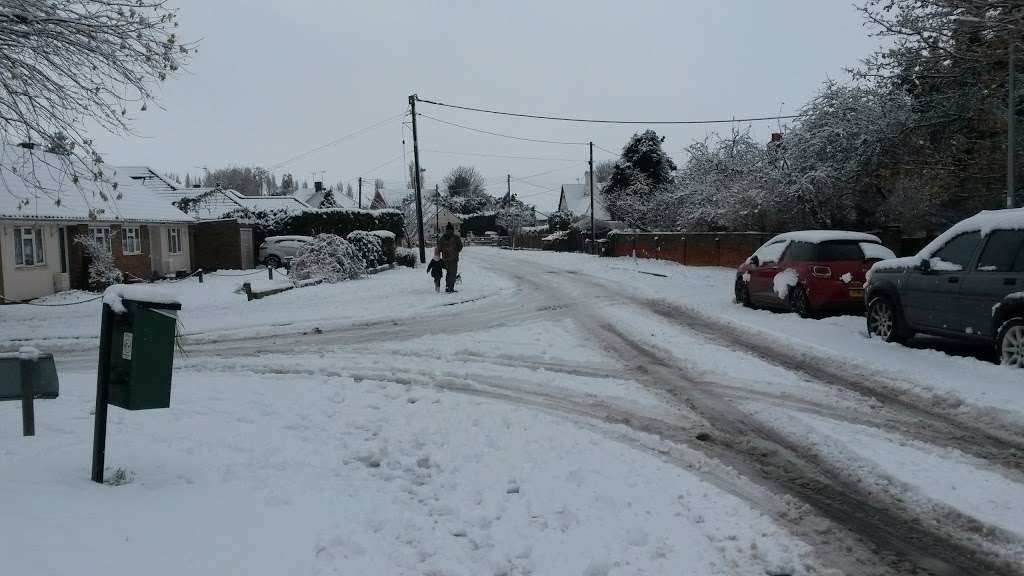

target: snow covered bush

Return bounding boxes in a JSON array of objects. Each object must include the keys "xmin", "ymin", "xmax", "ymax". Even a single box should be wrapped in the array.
[
  {"xmin": 346, "ymin": 230, "xmax": 384, "ymax": 268},
  {"xmin": 290, "ymin": 234, "xmax": 365, "ymax": 283},
  {"xmin": 395, "ymin": 247, "xmax": 417, "ymax": 268},
  {"xmin": 74, "ymin": 235, "xmax": 123, "ymax": 289}
]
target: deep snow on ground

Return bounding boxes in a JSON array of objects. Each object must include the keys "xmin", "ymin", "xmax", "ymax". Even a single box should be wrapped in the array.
[{"xmin": 3, "ymin": 247, "xmax": 1024, "ymax": 574}]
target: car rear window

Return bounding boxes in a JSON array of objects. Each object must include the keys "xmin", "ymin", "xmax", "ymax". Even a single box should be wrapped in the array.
[
  {"xmin": 859, "ymin": 242, "xmax": 896, "ymax": 261},
  {"xmin": 751, "ymin": 240, "xmax": 789, "ymax": 264},
  {"xmin": 783, "ymin": 241, "xmax": 817, "ymax": 262},
  {"xmin": 977, "ymin": 230, "xmax": 1024, "ymax": 272},
  {"xmin": 815, "ymin": 241, "xmax": 865, "ymax": 261}
]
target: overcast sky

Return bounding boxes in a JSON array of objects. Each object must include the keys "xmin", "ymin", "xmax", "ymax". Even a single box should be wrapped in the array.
[{"xmin": 92, "ymin": 0, "xmax": 882, "ymax": 212}]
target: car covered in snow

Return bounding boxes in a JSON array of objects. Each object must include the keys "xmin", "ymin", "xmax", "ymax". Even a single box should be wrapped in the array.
[
  {"xmin": 735, "ymin": 231, "xmax": 896, "ymax": 318},
  {"xmin": 257, "ymin": 235, "xmax": 313, "ymax": 268},
  {"xmin": 865, "ymin": 208, "xmax": 1024, "ymax": 367}
]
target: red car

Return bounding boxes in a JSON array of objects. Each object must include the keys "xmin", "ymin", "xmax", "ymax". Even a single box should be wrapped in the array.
[{"xmin": 735, "ymin": 231, "xmax": 896, "ymax": 318}]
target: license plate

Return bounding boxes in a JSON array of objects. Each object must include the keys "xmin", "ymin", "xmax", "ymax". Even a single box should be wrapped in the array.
[{"xmin": 849, "ymin": 289, "xmax": 864, "ymax": 299}]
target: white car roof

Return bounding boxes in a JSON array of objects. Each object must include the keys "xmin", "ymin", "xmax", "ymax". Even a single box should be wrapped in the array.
[
  {"xmin": 766, "ymin": 230, "xmax": 882, "ymax": 244},
  {"xmin": 265, "ymin": 235, "xmax": 313, "ymax": 242}
]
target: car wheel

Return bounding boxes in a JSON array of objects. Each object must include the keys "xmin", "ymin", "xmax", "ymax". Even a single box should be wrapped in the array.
[
  {"xmin": 264, "ymin": 255, "xmax": 282, "ymax": 268},
  {"xmin": 789, "ymin": 285, "xmax": 814, "ymax": 319},
  {"xmin": 867, "ymin": 295, "xmax": 910, "ymax": 343},
  {"xmin": 735, "ymin": 279, "xmax": 753, "ymax": 308},
  {"xmin": 997, "ymin": 318, "xmax": 1024, "ymax": 368}
]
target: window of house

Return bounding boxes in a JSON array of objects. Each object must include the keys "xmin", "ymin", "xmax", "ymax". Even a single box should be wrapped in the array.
[
  {"xmin": 90, "ymin": 226, "xmax": 112, "ymax": 252},
  {"xmin": 167, "ymin": 227, "xmax": 182, "ymax": 254},
  {"xmin": 14, "ymin": 227, "xmax": 45, "ymax": 266},
  {"xmin": 121, "ymin": 226, "xmax": 142, "ymax": 255}
]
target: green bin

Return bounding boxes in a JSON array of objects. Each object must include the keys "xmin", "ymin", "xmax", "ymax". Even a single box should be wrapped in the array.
[{"xmin": 107, "ymin": 300, "xmax": 180, "ymax": 410}]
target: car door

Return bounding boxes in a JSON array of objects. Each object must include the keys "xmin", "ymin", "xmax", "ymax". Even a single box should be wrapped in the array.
[
  {"xmin": 748, "ymin": 241, "xmax": 788, "ymax": 304},
  {"xmin": 957, "ymin": 229, "xmax": 1024, "ymax": 338},
  {"xmin": 906, "ymin": 231, "xmax": 982, "ymax": 333}
]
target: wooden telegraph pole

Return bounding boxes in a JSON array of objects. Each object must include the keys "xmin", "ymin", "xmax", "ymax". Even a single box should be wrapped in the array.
[
  {"xmin": 589, "ymin": 141, "xmax": 596, "ymax": 255},
  {"xmin": 358, "ymin": 177, "xmax": 362, "ymax": 209},
  {"xmin": 409, "ymin": 95, "xmax": 427, "ymax": 263}
]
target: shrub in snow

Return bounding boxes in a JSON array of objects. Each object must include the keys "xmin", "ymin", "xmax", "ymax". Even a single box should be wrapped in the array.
[
  {"xmin": 346, "ymin": 230, "xmax": 384, "ymax": 268},
  {"xmin": 369, "ymin": 230, "xmax": 396, "ymax": 263},
  {"xmin": 290, "ymin": 234, "xmax": 365, "ymax": 283},
  {"xmin": 395, "ymin": 247, "xmax": 417, "ymax": 268},
  {"xmin": 74, "ymin": 235, "xmax": 123, "ymax": 289}
]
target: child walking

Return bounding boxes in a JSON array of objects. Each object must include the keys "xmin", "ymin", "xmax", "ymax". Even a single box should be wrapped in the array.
[{"xmin": 426, "ymin": 247, "xmax": 445, "ymax": 292}]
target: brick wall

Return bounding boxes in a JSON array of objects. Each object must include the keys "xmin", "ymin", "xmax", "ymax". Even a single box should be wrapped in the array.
[
  {"xmin": 191, "ymin": 219, "xmax": 243, "ymax": 271},
  {"xmin": 607, "ymin": 232, "xmax": 774, "ymax": 268}
]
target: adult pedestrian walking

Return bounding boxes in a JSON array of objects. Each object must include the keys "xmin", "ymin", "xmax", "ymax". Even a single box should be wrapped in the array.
[{"xmin": 437, "ymin": 222, "xmax": 463, "ymax": 293}]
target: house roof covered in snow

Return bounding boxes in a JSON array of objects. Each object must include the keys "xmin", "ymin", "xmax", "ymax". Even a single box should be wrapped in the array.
[
  {"xmin": 558, "ymin": 182, "xmax": 610, "ymax": 221},
  {"xmin": 371, "ymin": 187, "xmax": 411, "ymax": 209},
  {"xmin": 172, "ymin": 188, "xmax": 311, "ymax": 220},
  {"xmin": 0, "ymin": 145, "xmax": 194, "ymax": 223}
]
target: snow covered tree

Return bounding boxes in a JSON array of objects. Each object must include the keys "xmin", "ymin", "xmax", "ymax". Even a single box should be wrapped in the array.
[
  {"xmin": 319, "ymin": 188, "xmax": 338, "ymax": 208},
  {"xmin": 603, "ymin": 130, "xmax": 677, "ymax": 227},
  {"xmin": 547, "ymin": 210, "xmax": 575, "ymax": 233},
  {"xmin": 205, "ymin": 166, "xmax": 270, "ymax": 196},
  {"xmin": 496, "ymin": 196, "xmax": 537, "ymax": 238},
  {"xmin": 74, "ymin": 234, "xmax": 122, "ymax": 289},
  {"xmin": 280, "ymin": 173, "xmax": 295, "ymax": 193},
  {"xmin": 442, "ymin": 166, "xmax": 492, "ymax": 214},
  {"xmin": 0, "ymin": 1, "xmax": 192, "ymax": 199},
  {"xmin": 290, "ymin": 234, "xmax": 365, "ymax": 283},
  {"xmin": 593, "ymin": 160, "xmax": 615, "ymax": 183}
]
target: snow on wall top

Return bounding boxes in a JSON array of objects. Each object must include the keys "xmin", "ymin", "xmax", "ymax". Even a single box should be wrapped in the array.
[
  {"xmin": 0, "ymin": 146, "xmax": 195, "ymax": 224},
  {"xmin": 768, "ymin": 230, "xmax": 882, "ymax": 244}
]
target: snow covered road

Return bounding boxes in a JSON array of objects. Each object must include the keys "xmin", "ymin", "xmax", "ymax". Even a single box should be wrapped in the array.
[{"xmin": 3, "ymin": 247, "xmax": 1024, "ymax": 575}]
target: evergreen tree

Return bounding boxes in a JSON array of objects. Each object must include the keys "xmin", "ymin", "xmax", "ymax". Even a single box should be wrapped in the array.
[{"xmin": 603, "ymin": 130, "xmax": 677, "ymax": 225}]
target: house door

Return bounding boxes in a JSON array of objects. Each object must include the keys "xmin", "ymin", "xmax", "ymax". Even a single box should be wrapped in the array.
[{"xmin": 239, "ymin": 228, "xmax": 254, "ymax": 269}]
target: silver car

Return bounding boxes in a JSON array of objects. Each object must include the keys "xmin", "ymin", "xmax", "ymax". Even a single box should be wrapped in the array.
[{"xmin": 257, "ymin": 235, "xmax": 312, "ymax": 268}]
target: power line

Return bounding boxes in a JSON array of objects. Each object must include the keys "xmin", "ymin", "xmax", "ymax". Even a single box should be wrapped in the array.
[
  {"xmin": 418, "ymin": 112, "xmax": 589, "ymax": 146},
  {"xmin": 267, "ymin": 111, "xmax": 407, "ymax": 171},
  {"xmin": 593, "ymin": 143, "xmax": 619, "ymax": 157},
  {"xmin": 421, "ymin": 149, "xmax": 580, "ymax": 162},
  {"xmin": 416, "ymin": 96, "xmax": 802, "ymax": 125}
]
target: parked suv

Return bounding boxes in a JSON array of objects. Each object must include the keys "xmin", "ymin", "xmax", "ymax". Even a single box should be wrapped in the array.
[
  {"xmin": 736, "ymin": 231, "xmax": 896, "ymax": 318},
  {"xmin": 257, "ymin": 235, "xmax": 312, "ymax": 268},
  {"xmin": 865, "ymin": 209, "xmax": 1024, "ymax": 367}
]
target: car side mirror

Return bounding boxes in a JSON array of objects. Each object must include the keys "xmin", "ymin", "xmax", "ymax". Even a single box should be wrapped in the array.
[
  {"xmin": 749, "ymin": 255, "xmax": 760, "ymax": 268},
  {"xmin": 919, "ymin": 258, "xmax": 931, "ymax": 274}
]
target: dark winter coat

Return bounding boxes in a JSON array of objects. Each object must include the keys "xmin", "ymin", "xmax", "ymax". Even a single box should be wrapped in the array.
[
  {"xmin": 438, "ymin": 232, "xmax": 463, "ymax": 264},
  {"xmin": 426, "ymin": 258, "xmax": 445, "ymax": 279}
]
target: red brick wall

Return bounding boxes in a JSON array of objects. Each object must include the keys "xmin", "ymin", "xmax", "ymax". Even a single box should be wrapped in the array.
[
  {"xmin": 607, "ymin": 232, "xmax": 774, "ymax": 268},
  {"xmin": 191, "ymin": 219, "xmax": 244, "ymax": 271}
]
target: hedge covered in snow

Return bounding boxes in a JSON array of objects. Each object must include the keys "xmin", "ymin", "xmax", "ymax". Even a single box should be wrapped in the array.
[
  {"xmin": 346, "ymin": 230, "xmax": 384, "ymax": 268},
  {"xmin": 223, "ymin": 207, "xmax": 405, "ymax": 241}
]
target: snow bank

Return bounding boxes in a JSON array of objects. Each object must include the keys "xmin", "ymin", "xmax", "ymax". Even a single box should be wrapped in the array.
[
  {"xmin": 773, "ymin": 268, "xmax": 799, "ymax": 299},
  {"xmin": 102, "ymin": 284, "xmax": 180, "ymax": 314}
]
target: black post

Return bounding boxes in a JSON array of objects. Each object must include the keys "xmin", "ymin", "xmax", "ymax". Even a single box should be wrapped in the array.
[
  {"xmin": 589, "ymin": 141, "xmax": 595, "ymax": 255},
  {"xmin": 409, "ymin": 94, "xmax": 427, "ymax": 263},
  {"xmin": 268, "ymin": 266, "xmax": 274, "ymax": 280},
  {"xmin": 198, "ymin": 269, "xmax": 204, "ymax": 284},
  {"xmin": 91, "ymin": 303, "xmax": 114, "ymax": 483},
  {"xmin": 19, "ymin": 357, "xmax": 34, "ymax": 436},
  {"xmin": 358, "ymin": 176, "xmax": 363, "ymax": 210}
]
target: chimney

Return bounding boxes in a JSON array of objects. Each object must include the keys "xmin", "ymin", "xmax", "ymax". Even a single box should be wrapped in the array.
[
  {"xmin": 770, "ymin": 132, "xmax": 783, "ymax": 143},
  {"xmin": 314, "ymin": 181, "xmax": 324, "ymax": 192},
  {"xmin": 17, "ymin": 142, "xmax": 37, "ymax": 150}
]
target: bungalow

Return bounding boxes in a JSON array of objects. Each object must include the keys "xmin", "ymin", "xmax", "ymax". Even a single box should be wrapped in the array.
[
  {"xmin": 370, "ymin": 187, "xmax": 410, "ymax": 210},
  {"xmin": 0, "ymin": 145, "xmax": 195, "ymax": 301}
]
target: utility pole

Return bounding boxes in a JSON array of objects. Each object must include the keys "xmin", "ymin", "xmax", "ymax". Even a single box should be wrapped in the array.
[
  {"xmin": 409, "ymin": 94, "xmax": 427, "ymax": 263},
  {"xmin": 1011, "ymin": 29, "xmax": 1018, "ymax": 208},
  {"xmin": 589, "ymin": 141, "xmax": 596, "ymax": 255},
  {"xmin": 507, "ymin": 174, "xmax": 513, "ymax": 250},
  {"xmin": 358, "ymin": 177, "xmax": 363, "ymax": 209},
  {"xmin": 435, "ymin": 184, "xmax": 440, "ymax": 238}
]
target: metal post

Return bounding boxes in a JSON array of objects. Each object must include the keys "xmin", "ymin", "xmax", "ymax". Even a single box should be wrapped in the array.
[
  {"xmin": 589, "ymin": 141, "xmax": 596, "ymax": 255},
  {"xmin": 358, "ymin": 177, "xmax": 363, "ymax": 210},
  {"xmin": 268, "ymin": 266, "xmax": 274, "ymax": 280},
  {"xmin": 409, "ymin": 94, "xmax": 427, "ymax": 263},
  {"xmin": 91, "ymin": 303, "xmax": 114, "ymax": 483},
  {"xmin": 19, "ymin": 357, "xmax": 34, "ymax": 436},
  {"xmin": 1011, "ymin": 29, "xmax": 1017, "ymax": 209},
  {"xmin": 198, "ymin": 269, "xmax": 204, "ymax": 284}
]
